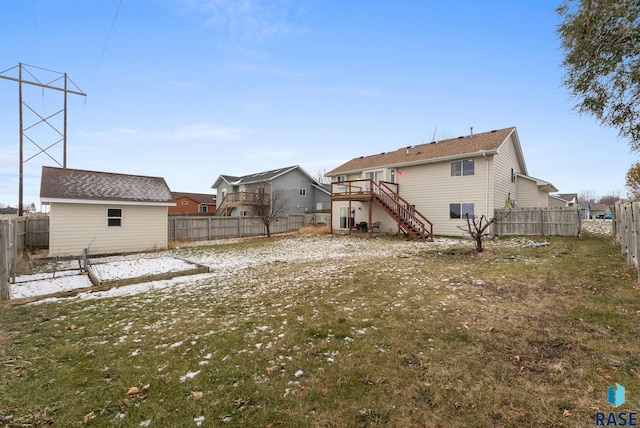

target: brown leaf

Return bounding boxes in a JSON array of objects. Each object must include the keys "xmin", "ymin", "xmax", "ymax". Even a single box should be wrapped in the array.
[
  {"xmin": 141, "ymin": 383, "xmax": 151, "ymax": 391},
  {"xmin": 563, "ymin": 409, "xmax": 571, "ymax": 417},
  {"xmin": 603, "ymin": 375, "xmax": 612, "ymax": 382},
  {"xmin": 513, "ymin": 355, "xmax": 521, "ymax": 363},
  {"xmin": 126, "ymin": 386, "xmax": 140, "ymax": 396},
  {"xmin": 83, "ymin": 411, "xmax": 95, "ymax": 424},
  {"xmin": 191, "ymin": 391, "xmax": 203, "ymax": 399}
]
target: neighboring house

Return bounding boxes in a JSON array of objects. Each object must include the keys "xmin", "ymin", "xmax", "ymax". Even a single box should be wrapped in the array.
[
  {"xmin": 0, "ymin": 207, "xmax": 18, "ymax": 215},
  {"xmin": 40, "ymin": 166, "xmax": 175, "ymax": 257},
  {"xmin": 325, "ymin": 127, "xmax": 558, "ymax": 238},
  {"xmin": 577, "ymin": 201, "xmax": 591, "ymax": 219},
  {"xmin": 212, "ymin": 165, "xmax": 330, "ymax": 217},
  {"xmin": 549, "ymin": 193, "xmax": 578, "ymax": 208},
  {"xmin": 169, "ymin": 192, "xmax": 217, "ymax": 214},
  {"xmin": 589, "ymin": 203, "xmax": 609, "ymax": 219}
]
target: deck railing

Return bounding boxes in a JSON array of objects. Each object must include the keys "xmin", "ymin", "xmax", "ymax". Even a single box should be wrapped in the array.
[{"xmin": 331, "ymin": 179, "xmax": 433, "ymax": 240}]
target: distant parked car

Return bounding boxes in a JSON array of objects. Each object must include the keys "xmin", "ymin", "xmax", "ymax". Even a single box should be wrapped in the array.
[{"xmin": 604, "ymin": 213, "xmax": 613, "ymax": 219}]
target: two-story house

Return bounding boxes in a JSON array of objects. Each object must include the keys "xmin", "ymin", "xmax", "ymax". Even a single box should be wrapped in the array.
[
  {"xmin": 325, "ymin": 127, "xmax": 557, "ymax": 238},
  {"xmin": 212, "ymin": 165, "xmax": 330, "ymax": 217}
]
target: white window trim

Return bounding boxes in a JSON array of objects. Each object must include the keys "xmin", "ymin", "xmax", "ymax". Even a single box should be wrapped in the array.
[
  {"xmin": 107, "ymin": 208, "xmax": 123, "ymax": 227},
  {"xmin": 451, "ymin": 159, "xmax": 475, "ymax": 177}
]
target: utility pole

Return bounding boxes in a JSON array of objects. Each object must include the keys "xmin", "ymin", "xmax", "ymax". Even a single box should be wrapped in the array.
[{"xmin": 0, "ymin": 63, "xmax": 86, "ymax": 215}]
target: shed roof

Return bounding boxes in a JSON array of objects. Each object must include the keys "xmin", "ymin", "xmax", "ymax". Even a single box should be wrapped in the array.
[
  {"xmin": 326, "ymin": 127, "xmax": 519, "ymax": 175},
  {"xmin": 40, "ymin": 166, "xmax": 174, "ymax": 205}
]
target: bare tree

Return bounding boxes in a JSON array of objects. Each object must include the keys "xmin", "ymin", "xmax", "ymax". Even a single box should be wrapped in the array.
[
  {"xmin": 249, "ymin": 182, "xmax": 290, "ymax": 238},
  {"xmin": 314, "ymin": 170, "xmax": 331, "ymax": 185},
  {"xmin": 626, "ymin": 162, "xmax": 640, "ymax": 200},
  {"xmin": 597, "ymin": 191, "xmax": 622, "ymax": 206},
  {"xmin": 578, "ymin": 189, "xmax": 597, "ymax": 204},
  {"xmin": 458, "ymin": 212, "xmax": 510, "ymax": 253}
]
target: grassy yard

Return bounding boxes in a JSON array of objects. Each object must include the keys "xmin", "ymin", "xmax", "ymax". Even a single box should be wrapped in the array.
[{"xmin": 0, "ymin": 231, "xmax": 638, "ymax": 427}]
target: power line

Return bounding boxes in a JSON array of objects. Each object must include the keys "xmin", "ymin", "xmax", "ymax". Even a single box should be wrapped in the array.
[{"xmin": 0, "ymin": 63, "xmax": 86, "ymax": 216}]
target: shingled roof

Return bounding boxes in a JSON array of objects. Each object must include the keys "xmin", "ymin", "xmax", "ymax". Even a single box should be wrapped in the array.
[
  {"xmin": 171, "ymin": 192, "xmax": 217, "ymax": 204},
  {"xmin": 212, "ymin": 165, "xmax": 317, "ymax": 189},
  {"xmin": 40, "ymin": 166, "xmax": 175, "ymax": 205},
  {"xmin": 326, "ymin": 127, "xmax": 518, "ymax": 175}
]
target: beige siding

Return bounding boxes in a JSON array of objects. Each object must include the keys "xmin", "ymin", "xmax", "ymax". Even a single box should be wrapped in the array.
[
  {"xmin": 331, "ymin": 158, "xmax": 493, "ymax": 237},
  {"xmin": 516, "ymin": 179, "xmax": 538, "ymax": 207},
  {"xmin": 49, "ymin": 203, "xmax": 168, "ymax": 257},
  {"xmin": 396, "ymin": 157, "xmax": 491, "ymax": 236},
  {"xmin": 493, "ymin": 134, "xmax": 520, "ymax": 209}
]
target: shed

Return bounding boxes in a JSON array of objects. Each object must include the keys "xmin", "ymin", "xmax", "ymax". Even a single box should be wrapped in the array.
[{"xmin": 40, "ymin": 166, "xmax": 175, "ymax": 256}]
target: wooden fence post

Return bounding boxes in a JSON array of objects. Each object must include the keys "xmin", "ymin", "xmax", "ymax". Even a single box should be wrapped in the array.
[{"xmin": 0, "ymin": 221, "xmax": 13, "ymax": 300}]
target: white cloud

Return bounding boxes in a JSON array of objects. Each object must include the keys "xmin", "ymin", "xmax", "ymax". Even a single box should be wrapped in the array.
[
  {"xmin": 176, "ymin": 0, "xmax": 304, "ymax": 44},
  {"xmin": 79, "ymin": 123, "xmax": 250, "ymax": 143}
]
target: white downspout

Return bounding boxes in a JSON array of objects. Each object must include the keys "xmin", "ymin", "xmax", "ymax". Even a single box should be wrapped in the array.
[{"xmin": 483, "ymin": 151, "xmax": 489, "ymax": 218}]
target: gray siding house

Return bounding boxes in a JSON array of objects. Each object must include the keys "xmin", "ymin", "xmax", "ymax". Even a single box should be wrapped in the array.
[
  {"xmin": 40, "ymin": 166, "xmax": 175, "ymax": 256},
  {"xmin": 212, "ymin": 165, "xmax": 330, "ymax": 217}
]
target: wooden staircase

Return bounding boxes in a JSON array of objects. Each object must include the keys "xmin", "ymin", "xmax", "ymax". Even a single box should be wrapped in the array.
[{"xmin": 371, "ymin": 181, "xmax": 433, "ymax": 241}]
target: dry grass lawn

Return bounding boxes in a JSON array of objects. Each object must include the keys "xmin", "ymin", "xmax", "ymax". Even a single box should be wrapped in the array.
[{"xmin": 0, "ymin": 230, "xmax": 638, "ymax": 427}]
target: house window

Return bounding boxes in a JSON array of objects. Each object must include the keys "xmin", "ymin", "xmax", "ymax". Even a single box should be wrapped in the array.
[
  {"xmin": 107, "ymin": 208, "xmax": 122, "ymax": 227},
  {"xmin": 181, "ymin": 200, "xmax": 188, "ymax": 205},
  {"xmin": 449, "ymin": 203, "xmax": 474, "ymax": 219},
  {"xmin": 199, "ymin": 205, "xmax": 208, "ymax": 213},
  {"xmin": 336, "ymin": 175, "xmax": 347, "ymax": 182},
  {"xmin": 300, "ymin": 188, "xmax": 307, "ymax": 196},
  {"xmin": 511, "ymin": 168, "xmax": 516, "ymax": 183},
  {"xmin": 451, "ymin": 159, "xmax": 475, "ymax": 176}
]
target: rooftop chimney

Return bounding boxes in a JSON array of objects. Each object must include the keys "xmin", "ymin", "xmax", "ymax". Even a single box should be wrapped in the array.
[{"xmin": 470, "ymin": 126, "xmax": 474, "ymax": 137}]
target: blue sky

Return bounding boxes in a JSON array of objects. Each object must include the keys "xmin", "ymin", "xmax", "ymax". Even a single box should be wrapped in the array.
[{"xmin": 0, "ymin": 0, "xmax": 636, "ymax": 208}]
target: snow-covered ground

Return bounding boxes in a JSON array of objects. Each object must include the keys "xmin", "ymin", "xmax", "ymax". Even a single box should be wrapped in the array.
[
  {"xmin": 11, "ymin": 256, "xmax": 203, "ymax": 300},
  {"xmin": 9, "ymin": 223, "xmax": 613, "ymax": 303}
]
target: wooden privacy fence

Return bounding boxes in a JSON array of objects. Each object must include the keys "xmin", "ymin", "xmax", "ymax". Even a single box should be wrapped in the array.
[
  {"xmin": 0, "ymin": 219, "xmax": 18, "ymax": 300},
  {"xmin": 17, "ymin": 215, "xmax": 49, "ymax": 249},
  {"xmin": 7, "ymin": 213, "xmax": 325, "ymax": 251},
  {"xmin": 613, "ymin": 201, "xmax": 640, "ymax": 281},
  {"xmin": 168, "ymin": 214, "xmax": 308, "ymax": 241},
  {"xmin": 493, "ymin": 207, "xmax": 581, "ymax": 236}
]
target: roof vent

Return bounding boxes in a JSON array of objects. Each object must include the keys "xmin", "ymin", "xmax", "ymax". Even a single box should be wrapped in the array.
[
  {"xmin": 491, "ymin": 129, "xmax": 497, "ymax": 133},
  {"xmin": 470, "ymin": 126, "xmax": 473, "ymax": 137},
  {"xmin": 458, "ymin": 136, "xmax": 464, "ymax": 139}
]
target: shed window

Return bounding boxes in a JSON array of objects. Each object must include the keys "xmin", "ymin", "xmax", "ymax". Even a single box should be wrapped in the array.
[
  {"xmin": 449, "ymin": 203, "xmax": 474, "ymax": 219},
  {"xmin": 108, "ymin": 208, "xmax": 122, "ymax": 227},
  {"xmin": 451, "ymin": 159, "xmax": 475, "ymax": 176},
  {"xmin": 300, "ymin": 188, "xmax": 307, "ymax": 196}
]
